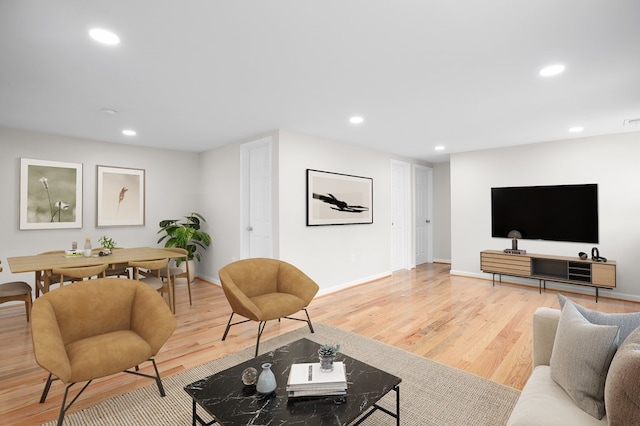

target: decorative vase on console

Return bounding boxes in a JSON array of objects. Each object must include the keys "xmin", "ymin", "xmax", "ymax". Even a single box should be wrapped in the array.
[{"xmin": 256, "ymin": 363, "xmax": 277, "ymax": 394}]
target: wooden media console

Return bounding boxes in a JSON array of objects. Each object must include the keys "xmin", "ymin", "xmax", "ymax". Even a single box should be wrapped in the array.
[{"xmin": 480, "ymin": 249, "xmax": 616, "ymax": 302}]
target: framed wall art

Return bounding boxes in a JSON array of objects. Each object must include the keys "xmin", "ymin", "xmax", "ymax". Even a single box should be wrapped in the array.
[
  {"xmin": 97, "ymin": 165, "xmax": 145, "ymax": 227},
  {"xmin": 306, "ymin": 169, "xmax": 373, "ymax": 226},
  {"xmin": 20, "ymin": 158, "xmax": 83, "ymax": 230}
]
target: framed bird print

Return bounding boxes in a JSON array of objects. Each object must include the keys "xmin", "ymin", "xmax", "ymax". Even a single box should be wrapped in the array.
[
  {"xmin": 96, "ymin": 165, "xmax": 145, "ymax": 227},
  {"xmin": 306, "ymin": 169, "xmax": 373, "ymax": 226}
]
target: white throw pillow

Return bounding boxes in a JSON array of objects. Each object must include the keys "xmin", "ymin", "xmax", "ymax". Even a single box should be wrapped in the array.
[{"xmin": 550, "ymin": 302, "xmax": 619, "ymax": 419}]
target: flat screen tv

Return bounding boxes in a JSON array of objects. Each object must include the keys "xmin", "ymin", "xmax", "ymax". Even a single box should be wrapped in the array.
[{"xmin": 491, "ymin": 184, "xmax": 599, "ymax": 244}]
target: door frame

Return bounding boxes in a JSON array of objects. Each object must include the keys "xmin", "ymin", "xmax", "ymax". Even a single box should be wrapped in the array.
[
  {"xmin": 414, "ymin": 164, "xmax": 434, "ymax": 265},
  {"xmin": 240, "ymin": 136, "xmax": 274, "ymax": 259},
  {"xmin": 390, "ymin": 159, "xmax": 412, "ymax": 271}
]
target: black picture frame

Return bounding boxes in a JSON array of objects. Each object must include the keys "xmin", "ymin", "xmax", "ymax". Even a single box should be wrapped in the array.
[{"xmin": 306, "ymin": 169, "xmax": 373, "ymax": 226}]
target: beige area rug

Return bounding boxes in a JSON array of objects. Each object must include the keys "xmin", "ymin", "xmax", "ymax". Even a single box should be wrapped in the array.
[{"xmin": 42, "ymin": 323, "xmax": 519, "ymax": 425}]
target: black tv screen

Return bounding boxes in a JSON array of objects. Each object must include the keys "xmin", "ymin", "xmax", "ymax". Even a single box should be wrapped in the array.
[{"xmin": 491, "ymin": 184, "xmax": 598, "ymax": 244}]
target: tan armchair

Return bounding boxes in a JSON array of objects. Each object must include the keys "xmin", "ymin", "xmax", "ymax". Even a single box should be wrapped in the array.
[
  {"xmin": 219, "ymin": 258, "xmax": 319, "ymax": 356},
  {"xmin": 31, "ymin": 278, "xmax": 177, "ymax": 425}
]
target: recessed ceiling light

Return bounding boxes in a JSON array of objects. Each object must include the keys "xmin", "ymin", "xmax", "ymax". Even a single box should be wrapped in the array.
[
  {"xmin": 435, "ymin": 145, "xmax": 445, "ymax": 151},
  {"xmin": 569, "ymin": 126, "xmax": 584, "ymax": 133},
  {"xmin": 122, "ymin": 129, "xmax": 136, "ymax": 136},
  {"xmin": 539, "ymin": 64, "xmax": 565, "ymax": 77},
  {"xmin": 349, "ymin": 116, "xmax": 364, "ymax": 124},
  {"xmin": 89, "ymin": 28, "xmax": 120, "ymax": 45}
]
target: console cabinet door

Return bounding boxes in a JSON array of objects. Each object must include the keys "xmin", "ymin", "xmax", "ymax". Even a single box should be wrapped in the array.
[{"xmin": 592, "ymin": 263, "xmax": 616, "ymax": 288}]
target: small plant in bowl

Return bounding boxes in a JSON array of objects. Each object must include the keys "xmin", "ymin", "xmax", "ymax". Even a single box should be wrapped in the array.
[
  {"xmin": 318, "ymin": 343, "xmax": 340, "ymax": 372},
  {"xmin": 318, "ymin": 343, "xmax": 340, "ymax": 357},
  {"xmin": 98, "ymin": 235, "xmax": 116, "ymax": 255}
]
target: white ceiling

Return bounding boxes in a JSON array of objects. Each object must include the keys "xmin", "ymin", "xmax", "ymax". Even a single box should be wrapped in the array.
[{"xmin": 1, "ymin": 1, "xmax": 639, "ymax": 163}]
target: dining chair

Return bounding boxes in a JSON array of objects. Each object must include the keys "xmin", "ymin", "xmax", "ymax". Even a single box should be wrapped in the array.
[
  {"xmin": 129, "ymin": 258, "xmax": 175, "ymax": 313},
  {"xmin": 0, "ymin": 260, "xmax": 33, "ymax": 322},
  {"xmin": 50, "ymin": 263, "xmax": 109, "ymax": 286},
  {"xmin": 95, "ymin": 247, "xmax": 131, "ymax": 279},
  {"xmin": 35, "ymin": 250, "xmax": 71, "ymax": 297},
  {"xmin": 158, "ymin": 248, "xmax": 192, "ymax": 306}
]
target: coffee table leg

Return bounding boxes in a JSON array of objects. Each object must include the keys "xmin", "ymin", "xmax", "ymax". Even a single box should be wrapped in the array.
[
  {"xmin": 192, "ymin": 400, "xmax": 197, "ymax": 426},
  {"xmin": 395, "ymin": 385, "xmax": 400, "ymax": 426}
]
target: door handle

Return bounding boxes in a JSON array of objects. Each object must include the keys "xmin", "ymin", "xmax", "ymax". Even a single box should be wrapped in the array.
[{"xmin": 247, "ymin": 226, "xmax": 253, "ymax": 231}]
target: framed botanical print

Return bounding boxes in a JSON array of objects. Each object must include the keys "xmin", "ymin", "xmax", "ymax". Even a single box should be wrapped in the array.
[
  {"xmin": 20, "ymin": 158, "xmax": 83, "ymax": 230},
  {"xmin": 96, "ymin": 165, "xmax": 145, "ymax": 227}
]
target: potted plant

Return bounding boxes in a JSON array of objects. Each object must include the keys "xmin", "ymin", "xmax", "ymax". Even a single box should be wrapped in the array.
[
  {"xmin": 318, "ymin": 343, "xmax": 340, "ymax": 372},
  {"xmin": 98, "ymin": 235, "xmax": 116, "ymax": 255},
  {"xmin": 157, "ymin": 212, "xmax": 212, "ymax": 280}
]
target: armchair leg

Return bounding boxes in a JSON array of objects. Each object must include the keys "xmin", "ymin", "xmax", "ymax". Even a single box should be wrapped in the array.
[
  {"xmin": 255, "ymin": 321, "xmax": 267, "ymax": 357},
  {"xmin": 303, "ymin": 307, "xmax": 314, "ymax": 333},
  {"xmin": 53, "ymin": 380, "xmax": 92, "ymax": 426},
  {"xmin": 40, "ymin": 373, "xmax": 55, "ymax": 403},
  {"xmin": 222, "ymin": 312, "xmax": 235, "ymax": 341},
  {"xmin": 123, "ymin": 358, "xmax": 167, "ymax": 397}
]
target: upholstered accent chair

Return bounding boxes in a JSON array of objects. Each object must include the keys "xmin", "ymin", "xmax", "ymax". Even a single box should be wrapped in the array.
[
  {"xmin": 219, "ymin": 258, "xmax": 319, "ymax": 356},
  {"xmin": 31, "ymin": 278, "xmax": 177, "ymax": 425}
]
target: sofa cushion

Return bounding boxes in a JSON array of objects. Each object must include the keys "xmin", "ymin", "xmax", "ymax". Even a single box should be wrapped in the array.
[
  {"xmin": 507, "ymin": 365, "xmax": 608, "ymax": 426},
  {"xmin": 550, "ymin": 302, "xmax": 618, "ymax": 419},
  {"xmin": 605, "ymin": 326, "xmax": 640, "ymax": 425},
  {"xmin": 558, "ymin": 294, "xmax": 640, "ymax": 344}
]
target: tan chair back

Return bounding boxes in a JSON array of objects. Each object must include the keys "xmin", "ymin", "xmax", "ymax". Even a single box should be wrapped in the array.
[{"xmin": 50, "ymin": 263, "xmax": 108, "ymax": 285}]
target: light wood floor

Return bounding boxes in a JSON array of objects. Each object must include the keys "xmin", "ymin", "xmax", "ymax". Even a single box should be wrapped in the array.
[{"xmin": 2, "ymin": 263, "xmax": 639, "ymax": 425}]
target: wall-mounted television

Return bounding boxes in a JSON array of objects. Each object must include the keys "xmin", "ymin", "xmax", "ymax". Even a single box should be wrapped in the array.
[{"xmin": 491, "ymin": 184, "xmax": 599, "ymax": 244}]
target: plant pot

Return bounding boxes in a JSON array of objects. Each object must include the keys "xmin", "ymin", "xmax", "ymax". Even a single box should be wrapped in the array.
[{"xmin": 319, "ymin": 354, "xmax": 336, "ymax": 373}]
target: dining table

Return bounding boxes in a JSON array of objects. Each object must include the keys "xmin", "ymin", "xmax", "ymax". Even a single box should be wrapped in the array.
[{"xmin": 6, "ymin": 247, "xmax": 186, "ymax": 313}]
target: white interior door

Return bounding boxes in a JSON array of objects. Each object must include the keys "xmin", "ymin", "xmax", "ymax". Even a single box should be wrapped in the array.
[
  {"xmin": 415, "ymin": 165, "xmax": 433, "ymax": 265},
  {"xmin": 241, "ymin": 137, "xmax": 273, "ymax": 259},
  {"xmin": 391, "ymin": 160, "xmax": 410, "ymax": 271}
]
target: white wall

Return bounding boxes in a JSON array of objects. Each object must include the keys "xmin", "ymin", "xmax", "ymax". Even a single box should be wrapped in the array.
[
  {"xmin": 198, "ymin": 130, "xmax": 433, "ymax": 294},
  {"xmin": 0, "ymin": 127, "xmax": 199, "ymax": 286},
  {"xmin": 278, "ymin": 131, "xmax": 394, "ymax": 293},
  {"xmin": 450, "ymin": 131, "xmax": 640, "ymax": 301}
]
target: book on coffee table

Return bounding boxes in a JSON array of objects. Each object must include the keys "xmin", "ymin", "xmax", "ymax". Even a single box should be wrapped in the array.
[{"xmin": 286, "ymin": 362, "xmax": 347, "ymax": 397}]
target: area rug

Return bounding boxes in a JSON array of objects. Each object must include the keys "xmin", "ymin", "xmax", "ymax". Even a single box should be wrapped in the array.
[{"xmin": 42, "ymin": 323, "xmax": 519, "ymax": 425}]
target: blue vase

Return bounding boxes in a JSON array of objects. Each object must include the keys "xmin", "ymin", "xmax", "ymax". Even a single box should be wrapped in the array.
[{"xmin": 256, "ymin": 363, "xmax": 277, "ymax": 394}]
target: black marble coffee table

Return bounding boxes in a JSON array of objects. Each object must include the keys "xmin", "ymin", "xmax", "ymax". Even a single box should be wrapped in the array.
[{"xmin": 184, "ymin": 338, "xmax": 401, "ymax": 425}]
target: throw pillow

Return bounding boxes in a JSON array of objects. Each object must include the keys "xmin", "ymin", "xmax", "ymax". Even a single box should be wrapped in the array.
[
  {"xmin": 558, "ymin": 293, "xmax": 640, "ymax": 344},
  {"xmin": 550, "ymin": 301, "xmax": 619, "ymax": 419},
  {"xmin": 605, "ymin": 326, "xmax": 640, "ymax": 425}
]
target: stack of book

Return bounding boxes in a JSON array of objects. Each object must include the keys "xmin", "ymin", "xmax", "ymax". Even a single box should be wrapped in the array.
[{"xmin": 286, "ymin": 362, "xmax": 347, "ymax": 397}]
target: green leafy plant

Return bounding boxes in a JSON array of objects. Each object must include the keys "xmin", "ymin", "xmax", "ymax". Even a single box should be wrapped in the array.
[
  {"xmin": 318, "ymin": 343, "xmax": 340, "ymax": 357},
  {"xmin": 157, "ymin": 212, "xmax": 212, "ymax": 264},
  {"xmin": 98, "ymin": 235, "xmax": 116, "ymax": 250}
]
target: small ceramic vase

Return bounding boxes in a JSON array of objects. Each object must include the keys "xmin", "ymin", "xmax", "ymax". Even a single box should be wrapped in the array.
[{"xmin": 256, "ymin": 363, "xmax": 277, "ymax": 394}]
